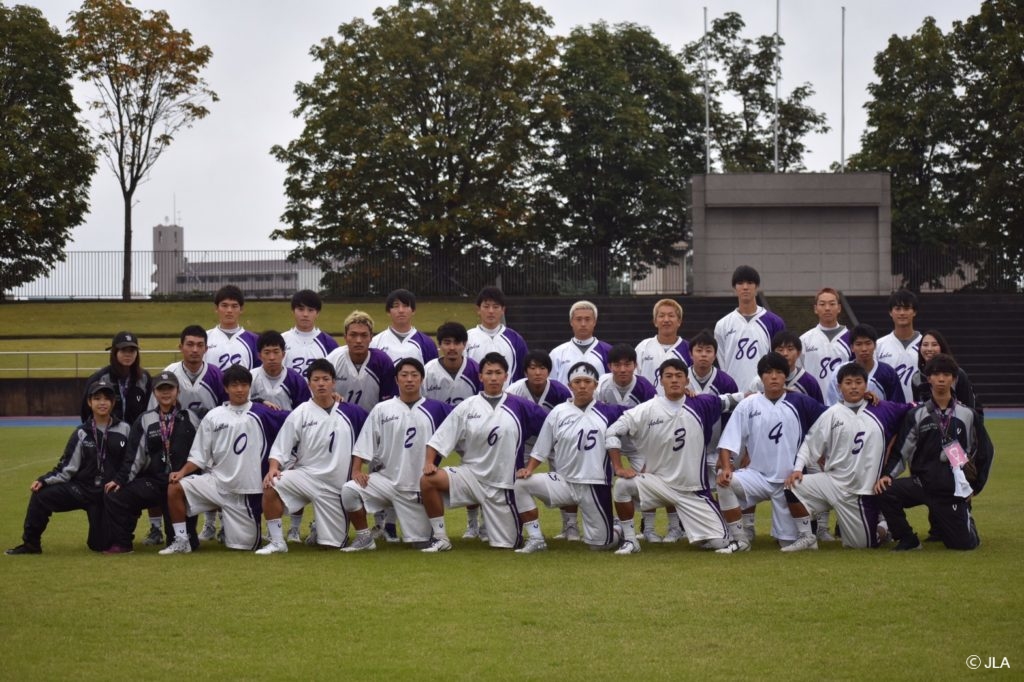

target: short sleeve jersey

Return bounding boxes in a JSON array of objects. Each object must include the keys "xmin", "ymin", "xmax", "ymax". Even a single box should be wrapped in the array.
[
  {"xmin": 875, "ymin": 332, "xmax": 922, "ymax": 403},
  {"xmin": 326, "ymin": 346, "xmax": 397, "ymax": 411},
  {"xmin": 353, "ymin": 396, "xmax": 452, "ymax": 491},
  {"xmin": 188, "ymin": 402, "xmax": 287, "ymax": 494},
  {"xmin": 282, "ymin": 328, "xmax": 340, "ymax": 374},
  {"xmin": 466, "ymin": 325, "xmax": 529, "ymax": 383},
  {"xmin": 530, "ymin": 401, "xmax": 626, "ymax": 485},
  {"xmin": 423, "ymin": 357, "xmax": 483, "ymax": 406},
  {"xmin": 249, "ymin": 366, "xmax": 312, "ymax": 410}
]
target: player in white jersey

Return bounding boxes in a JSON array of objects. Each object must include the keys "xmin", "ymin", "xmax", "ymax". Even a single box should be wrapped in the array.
[
  {"xmin": 282, "ymin": 289, "xmax": 339, "ymax": 374},
  {"xmin": 254, "ymin": 359, "xmax": 368, "ymax": 553},
  {"xmin": 369, "ymin": 288, "xmax": 439, "ymax": 364},
  {"xmin": 419, "ymin": 353, "xmax": 548, "ymax": 552},
  {"xmin": 160, "ymin": 366, "xmax": 287, "ymax": 554},
  {"xmin": 634, "ymin": 298, "xmax": 693, "ymax": 388},
  {"xmin": 798, "ymin": 287, "xmax": 853, "ymax": 397},
  {"xmin": 608, "ymin": 358, "xmax": 744, "ymax": 555},
  {"xmin": 875, "ymin": 289, "xmax": 922, "ymax": 402},
  {"xmin": 249, "ymin": 331, "xmax": 312, "ymax": 411},
  {"xmin": 826, "ymin": 324, "xmax": 903, "ymax": 405},
  {"xmin": 714, "ymin": 265, "xmax": 786, "ymax": 390},
  {"xmin": 423, "ymin": 321, "xmax": 482, "ymax": 406},
  {"xmin": 513, "ymin": 362, "xmax": 626, "ymax": 553},
  {"xmin": 204, "ymin": 285, "xmax": 260, "ymax": 371},
  {"xmin": 716, "ymin": 353, "xmax": 826, "ymax": 548},
  {"xmin": 340, "ymin": 358, "xmax": 453, "ymax": 550},
  {"xmin": 549, "ymin": 300, "xmax": 612, "ymax": 384},
  {"xmin": 747, "ymin": 331, "xmax": 824, "ymax": 403},
  {"xmin": 465, "ymin": 286, "xmax": 529, "ymax": 384},
  {"xmin": 326, "ymin": 310, "xmax": 397, "ymax": 411},
  {"xmin": 781, "ymin": 363, "xmax": 913, "ymax": 551}
]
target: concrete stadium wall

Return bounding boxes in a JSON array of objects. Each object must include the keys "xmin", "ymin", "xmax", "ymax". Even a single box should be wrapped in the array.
[{"xmin": 691, "ymin": 173, "xmax": 891, "ymax": 296}]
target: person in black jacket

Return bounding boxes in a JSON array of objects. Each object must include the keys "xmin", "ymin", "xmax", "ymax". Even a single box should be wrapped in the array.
[
  {"xmin": 910, "ymin": 329, "xmax": 979, "ymax": 410},
  {"xmin": 80, "ymin": 331, "xmax": 153, "ymax": 428},
  {"xmin": 102, "ymin": 372, "xmax": 202, "ymax": 554},
  {"xmin": 6, "ymin": 379, "xmax": 131, "ymax": 554},
  {"xmin": 875, "ymin": 354, "xmax": 994, "ymax": 551}
]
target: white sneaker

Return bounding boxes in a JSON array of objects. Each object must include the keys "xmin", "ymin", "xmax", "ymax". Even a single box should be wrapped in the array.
[
  {"xmin": 421, "ymin": 537, "xmax": 453, "ymax": 553},
  {"xmin": 515, "ymin": 537, "xmax": 547, "ymax": 554},
  {"xmin": 305, "ymin": 521, "xmax": 319, "ymax": 546},
  {"xmin": 158, "ymin": 536, "xmax": 192, "ymax": 555},
  {"xmin": 286, "ymin": 526, "xmax": 302, "ymax": 543},
  {"xmin": 663, "ymin": 526, "xmax": 687, "ymax": 543},
  {"xmin": 780, "ymin": 534, "xmax": 818, "ymax": 552},
  {"xmin": 340, "ymin": 533, "xmax": 376, "ymax": 552},
  {"xmin": 198, "ymin": 524, "xmax": 216, "ymax": 541},
  {"xmin": 554, "ymin": 523, "xmax": 580, "ymax": 541},
  {"xmin": 642, "ymin": 529, "xmax": 663, "ymax": 543},
  {"xmin": 614, "ymin": 539, "xmax": 641, "ymax": 555},
  {"xmin": 715, "ymin": 539, "xmax": 751, "ymax": 554},
  {"xmin": 254, "ymin": 541, "xmax": 288, "ymax": 555},
  {"xmin": 462, "ymin": 520, "xmax": 480, "ymax": 539}
]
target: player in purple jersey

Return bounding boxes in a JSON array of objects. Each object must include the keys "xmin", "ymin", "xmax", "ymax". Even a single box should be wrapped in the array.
[
  {"xmin": 714, "ymin": 265, "xmax": 786, "ymax": 390},
  {"xmin": 748, "ymin": 331, "xmax": 824, "ymax": 403},
  {"xmin": 204, "ymin": 285, "xmax": 261, "ymax": 371},
  {"xmin": 827, "ymin": 325, "xmax": 904, "ymax": 405},
  {"xmin": 798, "ymin": 287, "xmax": 853, "ymax": 397},
  {"xmin": 466, "ymin": 286, "xmax": 529, "ymax": 383},
  {"xmin": 548, "ymin": 300, "xmax": 612, "ymax": 385},
  {"xmin": 875, "ymin": 289, "xmax": 922, "ymax": 402},
  {"xmin": 283, "ymin": 289, "xmax": 340, "ymax": 373},
  {"xmin": 635, "ymin": 298, "xmax": 692, "ymax": 387},
  {"xmin": 369, "ymin": 288, "xmax": 439, "ymax": 364}
]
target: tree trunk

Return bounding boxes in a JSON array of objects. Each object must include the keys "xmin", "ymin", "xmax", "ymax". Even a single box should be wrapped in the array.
[{"xmin": 122, "ymin": 192, "xmax": 133, "ymax": 301}]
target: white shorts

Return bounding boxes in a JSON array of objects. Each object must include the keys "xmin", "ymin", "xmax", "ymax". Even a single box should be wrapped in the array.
[
  {"xmin": 180, "ymin": 474, "xmax": 261, "ymax": 550},
  {"xmin": 728, "ymin": 468, "xmax": 798, "ymax": 542},
  {"xmin": 444, "ymin": 466, "xmax": 521, "ymax": 549},
  {"xmin": 790, "ymin": 473, "xmax": 879, "ymax": 549},
  {"xmin": 618, "ymin": 474, "xmax": 729, "ymax": 544},
  {"xmin": 272, "ymin": 469, "xmax": 349, "ymax": 548},
  {"xmin": 515, "ymin": 473, "xmax": 616, "ymax": 547},
  {"xmin": 342, "ymin": 475, "xmax": 430, "ymax": 543}
]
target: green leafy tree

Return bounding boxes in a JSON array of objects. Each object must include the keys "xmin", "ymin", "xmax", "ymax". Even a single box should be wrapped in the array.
[
  {"xmin": 847, "ymin": 17, "xmax": 961, "ymax": 291},
  {"xmin": 683, "ymin": 12, "xmax": 828, "ymax": 172},
  {"xmin": 0, "ymin": 4, "xmax": 95, "ymax": 299},
  {"xmin": 272, "ymin": 0, "xmax": 560, "ymax": 295},
  {"xmin": 67, "ymin": 0, "xmax": 216, "ymax": 301},
  {"xmin": 547, "ymin": 22, "xmax": 704, "ymax": 295}
]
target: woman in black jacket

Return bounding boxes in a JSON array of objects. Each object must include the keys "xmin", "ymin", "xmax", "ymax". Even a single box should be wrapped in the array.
[
  {"xmin": 910, "ymin": 329, "xmax": 978, "ymax": 409},
  {"xmin": 80, "ymin": 331, "xmax": 153, "ymax": 427}
]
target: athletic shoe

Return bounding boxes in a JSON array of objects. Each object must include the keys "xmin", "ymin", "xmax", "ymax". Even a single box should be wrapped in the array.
[
  {"xmin": 515, "ymin": 537, "xmax": 548, "ymax": 554},
  {"xmin": 198, "ymin": 524, "xmax": 216, "ymax": 541},
  {"xmin": 924, "ymin": 533, "xmax": 943, "ymax": 543},
  {"xmin": 305, "ymin": 521, "xmax": 319, "ymax": 546},
  {"xmin": 103, "ymin": 545, "xmax": 134, "ymax": 555},
  {"xmin": 891, "ymin": 535, "xmax": 922, "ymax": 552},
  {"xmin": 158, "ymin": 537, "xmax": 192, "ymax": 555},
  {"xmin": 340, "ymin": 534, "xmax": 376, "ymax": 552},
  {"xmin": 780, "ymin": 534, "xmax": 818, "ymax": 553},
  {"xmin": 554, "ymin": 524, "xmax": 580, "ymax": 542},
  {"xmin": 876, "ymin": 524, "xmax": 892, "ymax": 545},
  {"xmin": 142, "ymin": 526, "xmax": 164, "ymax": 546},
  {"xmin": 370, "ymin": 524, "xmax": 385, "ymax": 539},
  {"xmin": 216, "ymin": 528, "xmax": 225, "ymax": 544},
  {"xmin": 642, "ymin": 529, "xmax": 663, "ymax": 543},
  {"xmin": 663, "ymin": 526, "xmax": 687, "ymax": 544},
  {"xmin": 462, "ymin": 520, "xmax": 480, "ymax": 539},
  {"xmin": 715, "ymin": 539, "xmax": 750, "ymax": 554},
  {"xmin": 5, "ymin": 543, "xmax": 41, "ymax": 555},
  {"xmin": 614, "ymin": 539, "xmax": 641, "ymax": 555},
  {"xmin": 383, "ymin": 523, "xmax": 400, "ymax": 543},
  {"xmin": 254, "ymin": 541, "xmax": 288, "ymax": 555},
  {"xmin": 286, "ymin": 526, "xmax": 302, "ymax": 543},
  {"xmin": 816, "ymin": 527, "xmax": 837, "ymax": 542},
  {"xmin": 421, "ymin": 537, "xmax": 453, "ymax": 553},
  {"xmin": 479, "ymin": 525, "xmax": 490, "ymax": 543}
]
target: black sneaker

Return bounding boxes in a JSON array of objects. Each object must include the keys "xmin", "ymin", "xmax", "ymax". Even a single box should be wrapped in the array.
[
  {"xmin": 891, "ymin": 535, "xmax": 922, "ymax": 552},
  {"xmin": 5, "ymin": 543, "xmax": 41, "ymax": 555},
  {"xmin": 924, "ymin": 534, "xmax": 943, "ymax": 543}
]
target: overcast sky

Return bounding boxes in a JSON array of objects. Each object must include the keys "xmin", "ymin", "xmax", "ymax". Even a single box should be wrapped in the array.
[{"xmin": 29, "ymin": 0, "xmax": 975, "ymax": 252}]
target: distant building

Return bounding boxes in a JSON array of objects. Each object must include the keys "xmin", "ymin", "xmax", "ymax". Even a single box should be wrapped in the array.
[{"xmin": 151, "ymin": 224, "xmax": 322, "ymax": 298}]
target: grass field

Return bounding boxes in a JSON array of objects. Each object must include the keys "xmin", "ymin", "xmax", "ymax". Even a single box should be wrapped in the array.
[{"xmin": 0, "ymin": 422, "xmax": 1020, "ymax": 681}]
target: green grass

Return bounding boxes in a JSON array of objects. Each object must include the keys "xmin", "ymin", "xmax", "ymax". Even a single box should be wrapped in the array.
[{"xmin": 1, "ymin": 423, "xmax": 1021, "ymax": 681}]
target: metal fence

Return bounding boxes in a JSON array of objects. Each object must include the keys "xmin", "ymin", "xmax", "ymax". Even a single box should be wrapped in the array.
[{"xmin": 892, "ymin": 245, "xmax": 1022, "ymax": 293}]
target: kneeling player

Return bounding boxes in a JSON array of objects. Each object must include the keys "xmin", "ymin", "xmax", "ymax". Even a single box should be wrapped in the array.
[
  {"xmin": 255, "ymin": 360, "xmax": 368, "ymax": 554},
  {"xmin": 782, "ymin": 364, "xmax": 911, "ymax": 551},
  {"xmin": 514, "ymin": 362, "xmax": 625, "ymax": 553},
  {"xmin": 419, "ymin": 353, "xmax": 547, "ymax": 552},
  {"xmin": 160, "ymin": 366, "xmax": 287, "ymax": 554},
  {"xmin": 607, "ymin": 359, "xmax": 743, "ymax": 555}
]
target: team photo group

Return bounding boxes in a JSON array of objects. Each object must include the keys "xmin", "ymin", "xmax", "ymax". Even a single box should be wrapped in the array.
[{"xmin": 6, "ymin": 265, "xmax": 994, "ymax": 558}]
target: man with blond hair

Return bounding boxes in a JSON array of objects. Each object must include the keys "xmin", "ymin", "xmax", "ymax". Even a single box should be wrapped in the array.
[
  {"xmin": 798, "ymin": 287, "xmax": 852, "ymax": 398},
  {"xmin": 549, "ymin": 300, "xmax": 611, "ymax": 385},
  {"xmin": 326, "ymin": 310, "xmax": 397, "ymax": 412}
]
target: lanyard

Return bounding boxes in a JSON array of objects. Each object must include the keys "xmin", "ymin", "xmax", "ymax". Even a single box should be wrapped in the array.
[
  {"xmin": 90, "ymin": 421, "xmax": 109, "ymax": 475},
  {"xmin": 931, "ymin": 400, "xmax": 956, "ymax": 443},
  {"xmin": 158, "ymin": 409, "xmax": 177, "ymax": 472}
]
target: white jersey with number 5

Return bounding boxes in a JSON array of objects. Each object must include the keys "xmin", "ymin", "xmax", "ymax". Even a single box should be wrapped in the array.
[
  {"xmin": 714, "ymin": 307, "xmax": 785, "ymax": 390},
  {"xmin": 874, "ymin": 332, "xmax": 921, "ymax": 403}
]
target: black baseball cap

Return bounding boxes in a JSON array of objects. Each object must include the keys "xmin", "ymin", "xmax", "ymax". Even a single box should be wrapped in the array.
[
  {"xmin": 107, "ymin": 331, "xmax": 140, "ymax": 351},
  {"xmin": 153, "ymin": 371, "xmax": 179, "ymax": 389},
  {"xmin": 88, "ymin": 378, "xmax": 117, "ymax": 396}
]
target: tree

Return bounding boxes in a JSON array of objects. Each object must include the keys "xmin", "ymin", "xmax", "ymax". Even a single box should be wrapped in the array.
[
  {"xmin": 67, "ymin": 0, "xmax": 216, "ymax": 301},
  {"xmin": 0, "ymin": 4, "xmax": 95, "ymax": 299},
  {"xmin": 271, "ymin": 0, "xmax": 560, "ymax": 295},
  {"xmin": 547, "ymin": 22, "xmax": 705, "ymax": 294},
  {"xmin": 682, "ymin": 12, "xmax": 829, "ymax": 172},
  {"xmin": 847, "ymin": 18, "xmax": 962, "ymax": 290}
]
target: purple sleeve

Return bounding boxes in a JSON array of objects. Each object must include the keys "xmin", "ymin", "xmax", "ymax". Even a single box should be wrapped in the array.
[
  {"xmin": 797, "ymin": 373, "xmax": 824, "ymax": 404},
  {"xmin": 595, "ymin": 403, "xmax": 628, "ymax": 426},
  {"xmin": 549, "ymin": 380, "xmax": 572, "ymax": 407},
  {"xmin": 419, "ymin": 399, "xmax": 454, "ymax": 431},
  {"xmin": 766, "ymin": 311, "xmax": 786, "ymax": 337},
  {"xmin": 511, "ymin": 395, "xmax": 548, "ymax": 440},
  {"xmin": 786, "ymin": 392, "xmax": 826, "ymax": 434},
  {"xmin": 465, "ymin": 358, "xmax": 483, "ymax": 392},
  {"xmin": 337, "ymin": 402, "xmax": 369, "ymax": 440},
  {"xmin": 252, "ymin": 402, "xmax": 290, "ymax": 450},
  {"xmin": 506, "ymin": 329, "xmax": 529, "ymax": 382},
  {"xmin": 371, "ymin": 349, "xmax": 398, "ymax": 401},
  {"xmin": 317, "ymin": 331, "xmax": 340, "ymax": 354},
  {"xmin": 713, "ymin": 370, "xmax": 739, "ymax": 394},
  {"xmin": 634, "ymin": 376, "xmax": 657, "ymax": 402},
  {"xmin": 838, "ymin": 330, "xmax": 853, "ymax": 361},
  {"xmin": 243, "ymin": 331, "xmax": 262, "ymax": 369},
  {"xmin": 674, "ymin": 339, "xmax": 693, "ymax": 366},
  {"xmin": 872, "ymin": 401, "xmax": 914, "ymax": 440},
  {"xmin": 415, "ymin": 331, "xmax": 439, "ymax": 363},
  {"xmin": 877, "ymin": 363, "xmax": 904, "ymax": 403},
  {"xmin": 286, "ymin": 369, "xmax": 312, "ymax": 406},
  {"xmin": 594, "ymin": 341, "xmax": 612, "ymax": 371},
  {"xmin": 204, "ymin": 366, "xmax": 228, "ymax": 405},
  {"xmin": 690, "ymin": 394, "xmax": 725, "ymax": 448}
]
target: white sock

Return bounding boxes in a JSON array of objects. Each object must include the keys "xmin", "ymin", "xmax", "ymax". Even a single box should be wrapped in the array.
[
  {"xmin": 667, "ymin": 512, "xmax": 683, "ymax": 533},
  {"xmin": 172, "ymin": 522, "xmax": 187, "ymax": 539},
  {"xmin": 430, "ymin": 516, "xmax": 448, "ymax": 539},
  {"xmin": 560, "ymin": 510, "xmax": 576, "ymax": 527},
  {"xmin": 742, "ymin": 512, "xmax": 755, "ymax": 532},
  {"xmin": 795, "ymin": 515, "xmax": 813, "ymax": 537},
  {"xmin": 267, "ymin": 518, "xmax": 284, "ymax": 544},
  {"xmin": 621, "ymin": 519, "xmax": 636, "ymax": 542},
  {"xmin": 524, "ymin": 520, "xmax": 542, "ymax": 540},
  {"xmin": 642, "ymin": 511, "xmax": 657, "ymax": 532},
  {"xmin": 149, "ymin": 515, "xmax": 162, "ymax": 530},
  {"xmin": 728, "ymin": 521, "xmax": 744, "ymax": 540},
  {"xmin": 290, "ymin": 512, "xmax": 303, "ymax": 529},
  {"xmin": 355, "ymin": 527, "xmax": 371, "ymax": 538}
]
